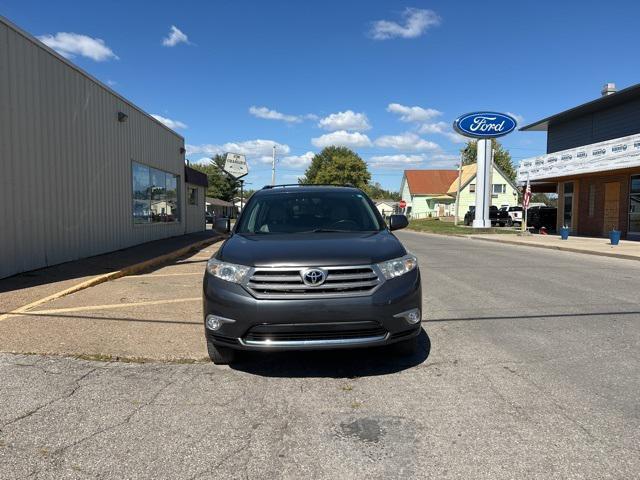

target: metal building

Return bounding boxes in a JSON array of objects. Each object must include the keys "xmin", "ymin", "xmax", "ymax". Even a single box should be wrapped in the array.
[{"xmin": 0, "ymin": 16, "xmax": 205, "ymax": 279}]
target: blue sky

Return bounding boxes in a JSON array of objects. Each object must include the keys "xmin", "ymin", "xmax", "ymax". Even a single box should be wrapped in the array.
[{"xmin": 3, "ymin": 0, "xmax": 640, "ymax": 191}]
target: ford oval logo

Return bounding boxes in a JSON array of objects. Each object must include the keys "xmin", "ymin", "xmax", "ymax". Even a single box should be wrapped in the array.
[
  {"xmin": 301, "ymin": 268, "xmax": 326, "ymax": 286},
  {"xmin": 453, "ymin": 112, "xmax": 517, "ymax": 139}
]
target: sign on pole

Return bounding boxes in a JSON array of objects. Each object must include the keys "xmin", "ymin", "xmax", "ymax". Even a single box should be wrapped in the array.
[
  {"xmin": 452, "ymin": 112, "xmax": 517, "ymax": 228},
  {"xmin": 223, "ymin": 152, "xmax": 249, "ymax": 179}
]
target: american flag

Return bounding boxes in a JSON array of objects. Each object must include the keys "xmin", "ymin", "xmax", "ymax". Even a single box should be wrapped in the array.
[{"xmin": 523, "ymin": 177, "xmax": 532, "ymax": 209}]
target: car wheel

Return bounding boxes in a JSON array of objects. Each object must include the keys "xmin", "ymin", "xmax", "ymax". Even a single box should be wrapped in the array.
[{"xmin": 206, "ymin": 339, "xmax": 237, "ymax": 365}]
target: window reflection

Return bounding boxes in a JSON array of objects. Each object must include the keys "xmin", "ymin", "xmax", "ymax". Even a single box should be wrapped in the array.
[{"xmin": 132, "ymin": 162, "xmax": 180, "ymax": 224}]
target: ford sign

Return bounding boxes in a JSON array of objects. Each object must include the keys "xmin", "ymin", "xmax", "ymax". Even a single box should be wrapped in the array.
[{"xmin": 453, "ymin": 112, "xmax": 517, "ymax": 139}]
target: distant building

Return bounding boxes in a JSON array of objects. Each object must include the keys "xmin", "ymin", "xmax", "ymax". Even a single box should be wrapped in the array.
[
  {"xmin": 0, "ymin": 16, "xmax": 207, "ymax": 279},
  {"xmin": 205, "ymin": 197, "xmax": 236, "ymax": 218},
  {"xmin": 517, "ymin": 82, "xmax": 640, "ymax": 239},
  {"xmin": 374, "ymin": 200, "xmax": 399, "ymax": 219},
  {"xmin": 400, "ymin": 166, "xmax": 517, "ymax": 220}
]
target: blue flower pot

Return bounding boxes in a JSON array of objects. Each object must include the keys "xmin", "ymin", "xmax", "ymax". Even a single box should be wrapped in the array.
[
  {"xmin": 560, "ymin": 227, "xmax": 570, "ymax": 240},
  {"xmin": 609, "ymin": 230, "xmax": 621, "ymax": 246}
]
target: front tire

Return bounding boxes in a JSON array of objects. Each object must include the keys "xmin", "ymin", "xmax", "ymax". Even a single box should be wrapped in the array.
[{"xmin": 207, "ymin": 339, "xmax": 237, "ymax": 365}]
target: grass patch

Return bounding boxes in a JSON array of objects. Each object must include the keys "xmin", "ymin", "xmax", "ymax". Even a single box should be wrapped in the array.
[{"xmin": 407, "ymin": 218, "xmax": 518, "ymax": 235}]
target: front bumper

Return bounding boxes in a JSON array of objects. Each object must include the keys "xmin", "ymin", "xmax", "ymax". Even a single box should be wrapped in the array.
[{"xmin": 202, "ymin": 268, "xmax": 422, "ymax": 351}]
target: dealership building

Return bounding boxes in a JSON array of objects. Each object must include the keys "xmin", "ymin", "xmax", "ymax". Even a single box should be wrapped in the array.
[
  {"xmin": 517, "ymin": 82, "xmax": 640, "ymax": 240},
  {"xmin": 0, "ymin": 16, "xmax": 207, "ymax": 279}
]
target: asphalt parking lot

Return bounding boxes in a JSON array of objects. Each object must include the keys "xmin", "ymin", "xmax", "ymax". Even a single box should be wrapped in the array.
[{"xmin": 1, "ymin": 231, "xmax": 639, "ymax": 479}]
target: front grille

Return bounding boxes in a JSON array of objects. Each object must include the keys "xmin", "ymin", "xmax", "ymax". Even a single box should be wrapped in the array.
[
  {"xmin": 245, "ymin": 265, "xmax": 382, "ymax": 299},
  {"xmin": 244, "ymin": 322, "xmax": 387, "ymax": 342}
]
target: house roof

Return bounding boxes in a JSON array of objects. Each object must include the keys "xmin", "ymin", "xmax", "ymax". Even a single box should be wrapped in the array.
[
  {"xmin": 446, "ymin": 165, "xmax": 476, "ymax": 195},
  {"xmin": 520, "ymin": 82, "xmax": 640, "ymax": 132},
  {"xmin": 205, "ymin": 197, "xmax": 234, "ymax": 207},
  {"xmin": 403, "ymin": 170, "xmax": 459, "ymax": 195}
]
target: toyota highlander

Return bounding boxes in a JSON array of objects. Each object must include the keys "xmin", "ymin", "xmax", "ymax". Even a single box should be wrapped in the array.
[{"xmin": 203, "ymin": 185, "xmax": 422, "ymax": 364}]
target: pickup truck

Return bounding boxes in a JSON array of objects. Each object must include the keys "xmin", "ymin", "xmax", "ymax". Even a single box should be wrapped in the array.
[
  {"xmin": 463, "ymin": 205, "xmax": 512, "ymax": 227},
  {"xmin": 527, "ymin": 206, "xmax": 557, "ymax": 232},
  {"xmin": 501, "ymin": 206, "xmax": 523, "ymax": 226}
]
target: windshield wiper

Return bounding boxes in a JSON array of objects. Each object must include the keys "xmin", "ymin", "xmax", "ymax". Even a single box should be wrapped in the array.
[{"xmin": 300, "ymin": 228, "xmax": 354, "ymax": 233}]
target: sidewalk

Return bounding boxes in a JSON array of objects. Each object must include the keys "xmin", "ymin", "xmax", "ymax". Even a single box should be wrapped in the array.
[
  {"xmin": 470, "ymin": 233, "xmax": 640, "ymax": 261},
  {"xmin": 0, "ymin": 230, "xmax": 221, "ymax": 315}
]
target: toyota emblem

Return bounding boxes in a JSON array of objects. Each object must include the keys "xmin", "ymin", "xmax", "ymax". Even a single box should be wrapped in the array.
[{"xmin": 302, "ymin": 268, "xmax": 326, "ymax": 286}]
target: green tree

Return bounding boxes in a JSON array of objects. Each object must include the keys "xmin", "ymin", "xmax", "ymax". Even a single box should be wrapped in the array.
[
  {"xmin": 299, "ymin": 146, "xmax": 371, "ymax": 188},
  {"xmin": 363, "ymin": 182, "xmax": 401, "ymax": 201},
  {"xmin": 460, "ymin": 139, "xmax": 516, "ymax": 182},
  {"xmin": 190, "ymin": 155, "xmax": 239, "ymax": 201}
]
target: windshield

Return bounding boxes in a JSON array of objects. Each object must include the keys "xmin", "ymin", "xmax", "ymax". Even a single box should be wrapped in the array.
[{"xmin": 235, "ymin": 190, "xmax": 384, "ymax": 234}]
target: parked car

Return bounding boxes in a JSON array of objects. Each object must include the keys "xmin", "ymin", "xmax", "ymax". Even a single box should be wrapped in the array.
[
  {"xmin": 203, "ymin": 185, "xmax": 422, "ymax": 364},
  {"xmin": 463, "ymin": 205, "xmax": 512, "ymax": 227},
  {"xmin": 501, "ymin": 205, "xmax": 524, "ymax": 226},
  {"xmin": 205, "ymin": 211, "xmax": 215, "ymax": 224},
  {"xmin": 527, "ymin": 206, "xmax": 557, "ymax": 232}
]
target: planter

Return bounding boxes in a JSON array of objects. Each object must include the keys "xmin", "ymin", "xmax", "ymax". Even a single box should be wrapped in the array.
[
  {"xmin": 609, "ymin": 230, "xmax": 621, "ymax": 246},
  {"xmin": 559, "ymin": 227, "xmax": 570, "ymax": 240}
]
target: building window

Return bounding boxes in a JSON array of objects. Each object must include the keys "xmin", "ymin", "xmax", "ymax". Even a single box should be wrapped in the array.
[
  {"xmin": 188, "ymin": 187, "xmax": 198, "ymax": 205},
  {"xmin": 492, "ymin": 184, "xmax": 506, "ymax": 194},
  {"xmin": 469, "ymin": 183, "xmax": 476, "ymax": 193},
  {"xmin": 629, "ymin": 175, "xmax": 640, "ymax": 234},
  {"xmin": 588, "ymin": 184, "xmax": 596, "ymax": 217},
  {"xmin": 132, "ymin": 161, "xmax": 180, "ymax": 224}
]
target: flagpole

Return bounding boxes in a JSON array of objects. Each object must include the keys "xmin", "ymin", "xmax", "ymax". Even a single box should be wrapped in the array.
[{"xmin": 522, "ymin": 173, "xmax": 530, "ymax": 233}]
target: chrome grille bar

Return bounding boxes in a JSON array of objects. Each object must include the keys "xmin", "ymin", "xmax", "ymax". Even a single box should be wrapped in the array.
[{"xmin": 244, "ymin": 264, "xmax": 383, "ymax": 299}]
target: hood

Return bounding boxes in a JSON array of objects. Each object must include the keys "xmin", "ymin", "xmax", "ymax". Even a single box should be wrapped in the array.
[{"xmin": 218, "ymin": 231, "xmax": 406, "ymax": 267}]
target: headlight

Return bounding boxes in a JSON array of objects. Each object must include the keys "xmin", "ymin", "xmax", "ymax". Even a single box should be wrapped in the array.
[
  {"xmin": 206, "ymin": 258, "xmax": 250, "ymax": 284},
  {"xmin": 377, "ymin": 254, "xmax": 418, "ymax": 280}
]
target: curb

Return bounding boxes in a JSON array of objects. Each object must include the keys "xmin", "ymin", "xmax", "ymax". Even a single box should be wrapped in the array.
[
  {"xmin": 0, "ymin": 235, "xmax": 223, "ymax": 322},
  {"xmin": 468, "ymin": 235, "xmax": 640, "ymax": 262}
]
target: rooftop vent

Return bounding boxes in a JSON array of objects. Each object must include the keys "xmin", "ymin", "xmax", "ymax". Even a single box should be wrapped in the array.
[{"xmin": 601, "ymin": 83, "xmax": 617, "ymax": 96}]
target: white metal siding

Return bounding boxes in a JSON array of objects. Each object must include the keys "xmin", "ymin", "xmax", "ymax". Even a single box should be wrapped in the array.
[{"xmin": 0, "ymin": 18, "xmax": 191, "ymax": 279}]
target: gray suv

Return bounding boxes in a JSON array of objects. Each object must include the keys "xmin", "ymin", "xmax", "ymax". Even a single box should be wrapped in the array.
[{"xmin": 203, "ymin": 185, "xmax": 422, "ymax": 364}]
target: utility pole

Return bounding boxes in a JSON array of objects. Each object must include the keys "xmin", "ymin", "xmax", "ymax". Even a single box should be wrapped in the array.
[
  {"xmin": 271, "ymin": 145, "xmax": 276, "ymax": 185},
  {"xmin": 454, "ymin": 156, "xmax": 463, "ymax": 225}
]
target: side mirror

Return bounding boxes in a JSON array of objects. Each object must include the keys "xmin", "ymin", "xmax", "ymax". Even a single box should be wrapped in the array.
[
  {"xmin": 214, "ymin": 217, "xmax": 231, "ymax": 234},
  {"xmin": 389, "ymin": 214, "xmax": 408, "ymax": 231}
]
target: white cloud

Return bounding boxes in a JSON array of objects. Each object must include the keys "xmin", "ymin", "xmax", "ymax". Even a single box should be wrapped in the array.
[
  {"xmin": 418, "ymin": 121, "xmax": 467, "ymax": 143},
  {"xmin": 186, "ymin": 139, "xmax": 291, "ymax": 163},
  {"xmin": 369, "ymin": 154, "xmax": 426, "ymax": 169},
  {"xmin": 249, "ymin": 106, "xmax": 302, "ymax": 123},
  {"xmin": 370, "ymin": 8, "xmax": 441, "ymax": 40},
  {"xmin": 280, "ymin": 151, "xmax": 315, "ymax": 168},
  {"xmin": 374, "ymin": 132, "xmax": 439, "ymax": 152},
  {"xmin": 37, "ymin": 32, "xmax": 118, "ymax": 61},
  {"xmin": 387, "ymin": 103, "xmax": 442, "ymax": 123},
  {"xmin": 311, "ymin": 131, "xmax": 373, "ymax": 148},
  {"xmin": 506, "ymin": 111, "xmax": 525, "ymax": 126},
  {"xmin": 162, "ymin": 26, "xmax": 190, "ymax": 47},
  {"xmin": 428, "ymin": 153, "xmax": 460, "ymax": 168},
  {"xmin": 106, "ymin": 79, "xmax": 117, "ymax": 87},
  {"xmin": 151, "ymin": 114, "xmax": 187, "ymax": 130},
  {"xmin": 318, "ymin": 110, "xmax": 371, "ymax": 132}
]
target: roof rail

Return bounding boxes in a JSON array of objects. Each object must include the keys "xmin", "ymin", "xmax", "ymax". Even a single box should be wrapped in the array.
[{"xmin": 261, "ymin": 183, "xmax": 356, "ymax": 190}]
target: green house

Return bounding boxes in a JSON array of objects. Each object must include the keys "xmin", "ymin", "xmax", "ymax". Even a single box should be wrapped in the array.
[{"xmin": 400, "ymin": 165, "xmax": 519, "ymax": 220}]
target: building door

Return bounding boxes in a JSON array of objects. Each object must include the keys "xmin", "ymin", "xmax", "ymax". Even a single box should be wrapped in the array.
[
  {"xmin": 603, "ymin": 182, "xmax": 620, "ymax": 234},
  {"xmin": 563, "ymin": 182, "xmax": 574, "ymax": 230},
  {"xmin": 630, "ymin": 175, "xmax": 640, "ymax": 237}
]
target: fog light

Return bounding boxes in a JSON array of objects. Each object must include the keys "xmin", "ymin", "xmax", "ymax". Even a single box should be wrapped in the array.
[
  {"xmin": 394, "ymin": 308, "xmax": 421, "ymax": 324},
  {"xmin": 206, "ymin": 314, "xmax": 235, "ymax": 331}
]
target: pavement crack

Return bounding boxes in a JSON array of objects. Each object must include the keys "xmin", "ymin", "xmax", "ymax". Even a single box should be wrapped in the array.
[{"xmin": 1, "ymin": 365, "xmax": 100, "ymax": 430}]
